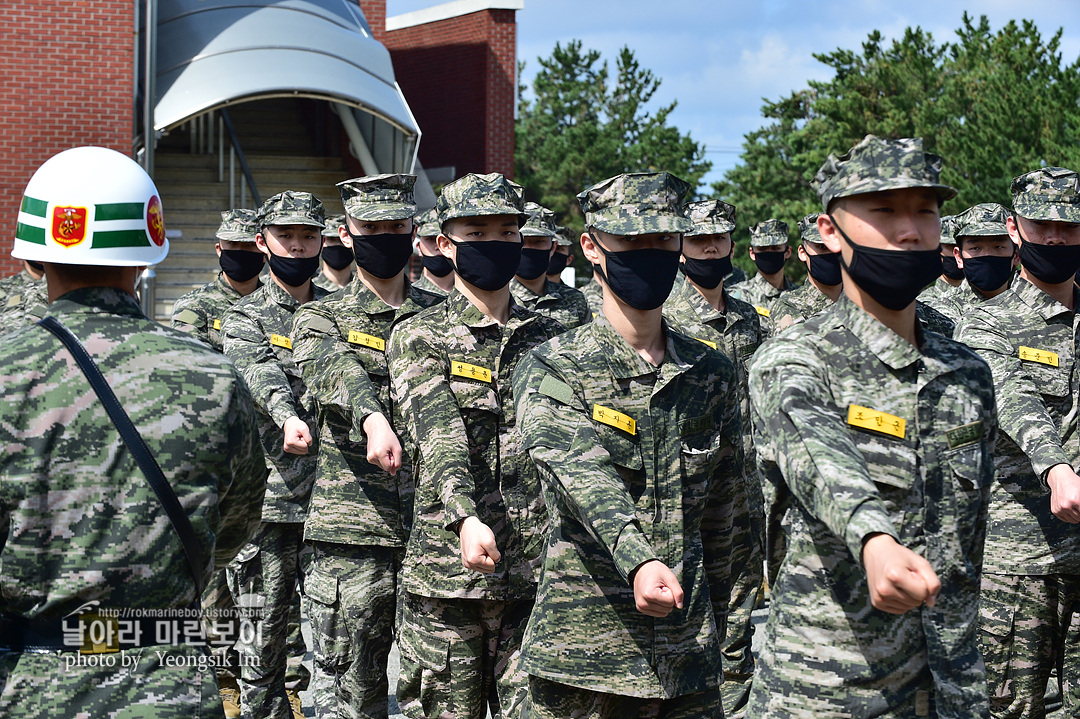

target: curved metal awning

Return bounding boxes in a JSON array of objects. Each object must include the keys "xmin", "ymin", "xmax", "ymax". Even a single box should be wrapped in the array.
[{"xmin": 155, "ymin": 0, "xmax": 419, "ymax": 141}]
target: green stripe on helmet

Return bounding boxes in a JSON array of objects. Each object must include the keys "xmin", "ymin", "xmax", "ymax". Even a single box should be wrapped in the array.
[
  {"xmin": 20, "ymin": 196, "xmax": 48, "ymax": 218},
  {"xmin": 92, "ymin": 229, "xmax": 150, "ymax": 249},
  {"xmin": 95, "ymin": 202, "xmax": 145, "ymax": 221},
  {"xmin": 15, "ymin": 222, "xmax": 46, "ymax": 245}
]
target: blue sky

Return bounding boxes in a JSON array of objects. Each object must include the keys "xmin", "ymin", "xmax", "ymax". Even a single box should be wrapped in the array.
[{"xmin": 387, "ymin": 1, "xmax": 1080, "ymax": 189}]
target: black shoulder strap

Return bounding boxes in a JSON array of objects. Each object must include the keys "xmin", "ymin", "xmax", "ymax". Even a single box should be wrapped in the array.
[{"xmin": 37, "ymin": 316, "xmax": 206, "ymax": 595}]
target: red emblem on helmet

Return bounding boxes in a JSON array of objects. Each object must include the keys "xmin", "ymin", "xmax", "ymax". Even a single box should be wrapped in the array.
[
  {"xmin": 51, "ymin": 206, "xmax": 88, "ymax": 248},
  {"xmin": 147, "ymin": 195, "xmax": 166, "ymax": 247}
]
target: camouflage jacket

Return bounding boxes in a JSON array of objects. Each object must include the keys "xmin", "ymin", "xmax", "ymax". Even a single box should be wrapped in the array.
[
  {"xmin": 918, "ymin": 276, "xmax": 960, "ymax": 308},
  {"xmin": 748, "ymin": 295, "xmax": 995, "ymax": 718},
  {"xmin": 509, "ymin": 277, "xmax": 591, "ymax": 331},
  {"xmin": 313, "ymin": 268, "xmax": 354, "ymax": 293},
  {"xmin": 387, "ymin": 290, "xmax": 563, "ymax": 600},
  {"xmin": 0, "ymin": 268, "xmax": 49, "ymax": 335},
  {"xmin": 412, "ymin": 272, "xmax": 450, "ymax": 297},
  {"xmin": 770, "ymin": 279, "xmax": 835, "ymax": 333},
  {"xmin": 926, "ymin": 279, "xmax": 988, "ymax": 324},
  {"xmin": 953, "ymin": 276, "xmax": 1080, "ymax": 574},
  {"xmin": 513, "ymin": 316, "xmax": 744, "ymax": 698},
  {"xmin": 0, "ymin": 287, "xmax": 265, "ymax": 616},
  {"xmin": 171, "ymin": 273, "xmax": 258, "ymax": 352},
  {"xmin": 293, "ymin": 278, "xmax": 443, "ymax": 546},
  {"xmin": 580, "ymin": 277, "xmax": 604, "ymax": 318},
  {"xmin": 223, "ymin": 280, "xmax": 330, "ymax": 523},
  {"xmin": 915, "ymin": 299, "xmax": 956, "ymax": 338},
  {"xmin": 726, "ymin": 272, "xmax": 797, "ymax": 325}
]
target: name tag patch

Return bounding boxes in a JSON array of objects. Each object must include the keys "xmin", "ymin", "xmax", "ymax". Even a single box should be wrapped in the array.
[
  {"xmin": 680, "ymin": 415, "xmax": 714, "ymax": 437},
  {"xmin": 270, "ymin": 334, "xmax": 292, "ymax": 350},
  {"xmin": 1018, "ymin": 346, "xmax": 1058, "ymax": 366},
  {"xmin": 348, "ymin": 331, "xmax": 385, "ymax": 352},
  {"xmin": 212, "ymin": 319, "xmax": 221, "ymax": 330},
  {"xmin": 450, "ymin": 360, "xmax": 492, "ymax": 383},
  {"xmin": 755, "ymin": 305, "xmax": 771, "ymax": 318},
  {"xmin": 695, "ymin": 337, "xmax": 718, "ymax": 350},
  {"xmin": 847, "ymin": 404, "xmax": 906, "ymax": 439},
  {"xmin": 946, "ymin": 421, "xmax": 984, "ymax": 449},
  {"xmin": 593, "ymin": 404, "xmax": 636, "ymax": 435}
]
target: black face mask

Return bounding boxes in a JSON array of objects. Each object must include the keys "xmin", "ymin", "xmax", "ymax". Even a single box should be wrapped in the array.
[
  {"xmin": 828, "ymin": 214, "xmax": 942, "ymax": 311},
  {"xmin": 547, "ymin": 252, "xmax": 570, "ymax": 275},
  {"xmin": 962, "ymin": 254, "xmax": 1015, "ymax": 293},
  {"xmin": 348, "ymin": 231, "xmax": 414, "ymax": 279},
  {"xmin": 940, "ymin": 254, "xmax": 965, "ymax": 281},
  {"xmin": 267, "ymin": 249, "xmax": 321, "ymax": 287},
  {"xmin": 421, "ymin": 253, "xmax": 454, "ymax": 278},
  {"xmin": 516, "ymin": 247, "xmax": 552, "ymax": 281},
  {"xmin": 806, "ymin": 250, "xmax": 842, "ymax": 287},
  {"xmin": 448, "ymin": 239, "xmax": 522, "ymax": 291},
  {"xmin": 26, "ymin": 260, "xmax": 44, "ymax": 272},
  {"xmin": 321, "ymin": 244, "xmax": 355, "ymax": 271},
  {"xmin": 592, "ymin": 233, "xmax": 682, "ymax": 310},
  {"xmin": 219, "ymin": 248, "xmax": 265, "ymax": 282},
  {"xmin": 753, "ymin": 250, "xmax": 787, "ymax": 276},
  {"xmin": 1016, "ymin": 226, "xmax": 1080, "ymax": 284},
  {"xmin": 680, "ymin": 255, "xmax": 733, "ymax": 290}
]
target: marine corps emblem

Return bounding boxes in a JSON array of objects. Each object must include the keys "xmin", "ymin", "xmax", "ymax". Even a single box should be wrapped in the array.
[
  {"xmin": 147, "ymin": 195, "xmax": 165, "ymax": 246},
  {"xmin": 52, "ymin": 206, "xmax": 87, "ymax": 247}
]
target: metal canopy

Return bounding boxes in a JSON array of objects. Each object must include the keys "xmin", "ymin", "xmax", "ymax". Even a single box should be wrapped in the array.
[{"xmin": 155, "ymin": 0, "xmax": 419, "ymax": 140}]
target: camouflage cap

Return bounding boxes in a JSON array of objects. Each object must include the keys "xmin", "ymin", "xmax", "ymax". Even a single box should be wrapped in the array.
[
  {"xmin": 322, "ymin": 214, "xmax": 345, "ymax": 238},
  {"xmin": 554, "ymin": 225, "xmax": 574, "ymax": 247},
  {"xmin": 256, "ymin": 190, "xmax": 325, "ymax": 228},
  {"xmin": 797, "ymin": 213, "xmax": 823, "ymax": 244},
  {"xmin": 521, "ymin": 202, "xmax": 558, "ymax": 238},
  {"xmin": 578, "ymin": 172, "xmax": 694, "ymax": 235},
  {"xmin": 939, "ymin": 215, "xmax": 959, "ymax": 244},
  {"xmin": 437, "ymin": 172, "xmax": 528, "ymax": 227},
  {"xmin": 337, "ymin": 173, "xmax": 417, "ymax": 221},
  {"xmin": 812, "ymin": 135, "xmax": 957, "ymax": 211},
  {"xmin": 955, "ymin": 203, "xmax": 1010, "ymax": 238},
  {"xmin": 1011, "ymin": 167, "xmax": 1080, "ymax": 222},
  {"xmin": 750, "ymin": 219, "xmax": 789, "ymax": 247},
  {"xmin": 684, "ymin": 199, "xmax": 736, "ymax": 236},
  {"xmin": 416, "ymin": 208, "xmax": 441, "ymax": 238},
  {"xmin": 216, "ymin": 209, "xmax": 258, "ymax": 243}
]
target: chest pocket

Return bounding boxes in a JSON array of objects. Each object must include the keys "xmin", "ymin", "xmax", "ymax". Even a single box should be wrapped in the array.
[
  {"xmin": 450, "ymin": 378, "xmax": 502, "ymax": 448},
  {"xmin": 594, "ymin": 421, "xmax": 646, "ymax": 505},
  {"xmin": 1019, "ymin": 352, "xmax": 1069, "ymax": 399},
  {"xmin": 848, "ymin": 426, "xmax": 919, "ymax": 535}
]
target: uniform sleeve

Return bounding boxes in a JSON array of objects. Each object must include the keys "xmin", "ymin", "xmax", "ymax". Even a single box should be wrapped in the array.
[
  {"xmin": 568, "ymin": 290, "xmax": 592, "ymax": 328},
  {"xmin": 212, "ymin": 369, "xmax": 267, "ymax": 567},
  {"xmin": 954, "ymin": 312, "xmax": 1069, "ymax": 478},
  {"xmin": 170, "ymin": 298, "xmax": 210, "ymax": 347},
  {"xmin": 292, "ymin": 303, "xmax": 385, "ymax": 429},
  {"xmin": 513, "ymin": 350, "xmax": 658, "ymax": 582},
  {"xmin": 222, "ymin": 307, "xmax": 298, "ymax": 429},
  {"xmin": 748, "ymin": 340, "xmax": 899, "ymax": 563},
  {"xmin": 388, "ymin": 326, "xmax": 478, "ymax": 528}
]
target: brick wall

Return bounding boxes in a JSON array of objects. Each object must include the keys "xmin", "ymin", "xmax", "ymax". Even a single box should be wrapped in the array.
[
  {"xmin": 360, "ymin": 2, "xmax": 517, "ymax": 179},
  {"xmin": 0, "ymin": 1, "xmax": 136, "ymax": 276}
]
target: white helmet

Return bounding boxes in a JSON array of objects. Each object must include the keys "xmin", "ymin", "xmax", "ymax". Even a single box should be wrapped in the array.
[{"xmin": 13, "ymin": 146, "xmax": 168, "ymax": 266}]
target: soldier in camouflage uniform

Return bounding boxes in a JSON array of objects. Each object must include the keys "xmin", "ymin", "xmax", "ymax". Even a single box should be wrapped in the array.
[
  {"xmin": 658, "ymin": 197, "xmax": 762, "ymax": 718},
  {"xmin": 0, "ymin": 146, "xmax": 266, "ymax": 717},
  {"xmin": 223, "ymin": 191, "xmax": 330, "ymax": 719},
  {"xmin": 748, "ymin": 135, "xmax": 997, "ymax": 718},
  {"xmin": 953, "ymin": 168, "xmax": 1080, "ymax": 719},
  {"xmin": 387, "ymin": 173, "xmax": 563, "ymax": 719},
  {"xmin": 930, "ymin": 204, "xmax": 1016, "ymax": 323},
  {"xmin": 509, "ymin": 202, "xmax": 591, "ymax": 330},
  {"xmin": 172, "ymin": 209, "xmax": 264, "ymax": 352},
  {"xmin": 512, "ymin": 172, "xmax": 746, "ymax": 719},
  {"xmin": 412, "ymin": 207, "xmax": 455, "ymax": 296},
  {"xmin": 292, "ymin": 174, "xmax": 443, "ymax": 718},
  {"xmin": 313, "ymin": 214, "xmax": 355, "ymax": 292},
  {"xmin": 0, "ymin": 259, "xmax": 48, "ymax": 334},
  {"xmin": 545, "ymin": 225, "xmax": 574, "ymax": 285},
  {"xmin": 918, "ymin": 215, "xmax": 964, "ymax": 304},
  {"xmin": 770, "ymin": 213, "xmax": 843, "ymax": 333},
  {"xmin": 728, "ymin": 218, "xmax": 797, "ymax": 326}
]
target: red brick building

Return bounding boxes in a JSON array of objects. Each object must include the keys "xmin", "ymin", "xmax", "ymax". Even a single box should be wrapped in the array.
[{"xmin": 0, "ymin": 0, "xmax": 521, "ymax": 277}]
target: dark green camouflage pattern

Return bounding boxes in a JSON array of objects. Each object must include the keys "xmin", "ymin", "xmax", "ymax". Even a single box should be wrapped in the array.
[
  {"xmin": 257, "ymin": 190, "xmax": 325, "ymax": 229},
  {"xmin": 171, "ymin": 273, "xmax": 257, "ymax": 352},
  {"xmin": 955, "ymin": 203, "xmax": 1009, "ymax": 238},
  {"xmin": 522, "ymin": 675, "xmax": 722, "ymax": 719},
  {"xmin": 813, "ymin": 135, "xmax": 957, "ymax": 210},
  {"xmin": 581, "ymin": 276, "xmax": 604, "ymax": 317},
  {"xmin": 512, "ymin": 315, "xmax": 745, "ymax": 698},
  {"xmin": 412, "ymin": 273, "xmax": 448, "ymax": 297},
  {"xmin": 553, "ymin": 225, "xmax": 574, "ymax": 247},
  {"xmin": 322, "ymin": 215, "xmax": 346, "ymax": 238},
  {"xmin": 797, "ymin": 213, "xmax": 822, "ymax": 244},
  {"xmin": 748, "ymin": 295, "xmax": 995, "ymax": 718},
  {"xmin": 578, "ymin": 172, "xmax": 694, "ymax": 236},
  {"xmin": 749, "ymin": 219, "xmax": 788, "ymax": 247},
  {"xmin": 436, "ymin": 173, "xmax": 527, "ymax": 227},
  {"xmin": 1012, "ymin": 166, "xmax": 1080, "ymax": 222},
  {"xmin": 217, "ymin": 209, "xmax": 258, "ymax": 242},
  {"xmin": 727, "ymin": 272, "xmax": 797, "ymax": 324},
  {"xmin": 771, "ymin": 278, "xmax": 835, "ymax": 333},
  {"xmin": 387, "ymin": 290, "xmax": 563, "ymax": 600},
  {"xmin": 0, "ymin": 268, "xmax": 48, "ymax": 335},
  {"xmin": 416, "ymin": 208, "xmax": 440, "ymax": 238},
  {"xmin": 521, "ymin": 202, "xmax": 557, "ymax": 238},
  {"xmin": 685, "ymin": 199, "xmax": 736, "ymax": 236},
  {"xmin": 916, "ymin": 299, "xmax": 956, "ymax": 338},
  {"xmin": 509, "ymin": 278, "xmax": 590, "ymax": 331},
  {"xmin": 337, "ymin": 174, "xmax": 417, "ymax": 222},
  {"xmin": 941, "ymin": 214, "xmax": 959, "ymax": 244}
]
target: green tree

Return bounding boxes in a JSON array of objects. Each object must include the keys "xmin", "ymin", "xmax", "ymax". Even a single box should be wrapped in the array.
[
  {"xmin": 713, "ymin": 14, "xmax": 1080, "ymax": 280},
  {"xmin": 516, "ymin": 40, "xmax": 711, "ymax": 236}
]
